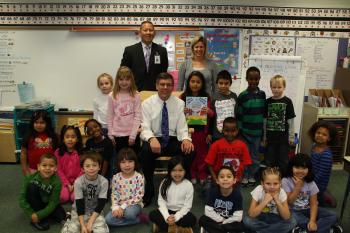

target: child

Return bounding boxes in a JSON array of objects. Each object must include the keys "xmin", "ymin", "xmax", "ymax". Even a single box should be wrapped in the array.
[
  {"xmin": 243, "ymin": 167, "xmax": 297, "ymax": 233},
  {"xmin": 105, "ymin": 148, "xmax": 146, "ymax": 227},
  {"xmin": 199, "ymin": 165, "xmax": 245, "ymax": 233},
  {"xmin": 205, "ymin": 117, "xmax": 251, "ymax": 184},
  {"xmin": 180, "ymin": 71, "xmax": 214, "ymax": 185},
  {"xmin": 21, "ymin": 110, "xmax": 58, "ymax": 176},
  {"xmin": 61, "ymin": 151, "xmax": 109, "ymax": 233},
  {"xmin": 84, "ymin": 119, "xmax": 114, "ymax": 178},
  {"xmin": 149, "ymin": 156, "xmax": 196, "ymax": 233},
  {"xmin": 236, "ymin": 66, "xmax": 266, "ymax": 186},
  {"xmin": 55, "ymin": 125, "xmax": 84, "ymax": 203},
  {"xmin": 264, "ymin": 75, "xmax": 295, "ymax": 174},
  {"xmin": 308, "ymin": 120, "xmax": 338, "ymax": 207},
  {"xmin": 19, "ymin": 153, "xmax": 66, "ymax": 231},
  {"xmin": 210, "ymin": 70, "xmax": 237, "ymax": 141},
  {"xmin": 282, "ymin": 153, "xmax": 342, "ymax": 233},
  {"xmin": 107, "ymin": 66, "xmax": 141, "ymax": 155},
  {"xmin": 93, "ymin": 73, "xmax": 113, "ymax": 134}
]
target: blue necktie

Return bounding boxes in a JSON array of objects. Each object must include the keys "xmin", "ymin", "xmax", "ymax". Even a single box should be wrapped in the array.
[{"xmin": 161, "ymin": 102, "xmax": 169, "ymax": 147}]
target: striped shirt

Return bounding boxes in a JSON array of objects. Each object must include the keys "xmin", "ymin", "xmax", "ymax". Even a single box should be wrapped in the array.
[
  {"xmin": 236, "ymin": 88, "xmax": 266, "ymax": 137},
  {"xmin": 311, "ymin": 145, "xmax": 333, "ymax": 193}
]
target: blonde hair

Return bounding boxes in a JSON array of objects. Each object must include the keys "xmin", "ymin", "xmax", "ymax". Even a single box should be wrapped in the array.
[
  {"xmin": 97, "ymin": 73, "xmax": 113, "ymax": 89},
  {"xmin": 191, "ymin": 36, "xmax": 207, "ymax": 59},
  {"xmin": 270, "ymin": 75, "xmax": 286, "ymax": 88},
  {"xmin": 261, "ymin": 167, "xmax": 281, "ymax": 182},
  {"xmin": 113, "ymin": 66, "xmax": 137, "ymax": 99}
]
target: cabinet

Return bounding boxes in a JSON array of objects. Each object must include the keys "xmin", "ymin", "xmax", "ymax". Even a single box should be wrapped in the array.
[
  {"xmin": 300, "ymin": 103, "xmax": 350, "ymax": 163},
  {"xmin": 14, "ymin": 104, "xmax": 56, "ymax": 157}
]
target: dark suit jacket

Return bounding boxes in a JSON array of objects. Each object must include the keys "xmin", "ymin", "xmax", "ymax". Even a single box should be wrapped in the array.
[{"xmin": 121, "ymin": 42, "xmax": 168, "ymax": 91}]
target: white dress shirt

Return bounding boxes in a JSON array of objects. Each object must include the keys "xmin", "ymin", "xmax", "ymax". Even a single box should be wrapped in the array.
[
  {"xmin": 140, "ymin": 94, "xmax": 191, "ymax": 142},
  {"xmin": 158, "ymin": 179, "xmax": 194, "ymax": 222}
]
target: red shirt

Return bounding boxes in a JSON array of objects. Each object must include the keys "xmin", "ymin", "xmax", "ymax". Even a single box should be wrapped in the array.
[
  {"xmin": 27, "ymin": 133, "xmax": 54, "ymax": 169},
  {"xmin": 205, "ymin": 138, "xmax": 252, "ymax": 181}
]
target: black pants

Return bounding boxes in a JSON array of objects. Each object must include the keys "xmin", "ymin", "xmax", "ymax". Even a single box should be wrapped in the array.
[
  {"xmin": 27, "ymin": 183, "xmax": 66, "ymax": 223},
  {"xmin": 265, "ymin": 142, "xmax": 290, "ymax": 175},
  {"xmin": 114, "ymin": 135, "xmax": 141, "ymax": 156},
  {"xmin": 139, "ymin": 137, "xmax": 193, "ymax": 204},
  {"xmin": 149, "ymin": 209, "xmax": 196, "ymax": 231},
  {"xmin": 199, "ymin": 215, "xmax": 245, "ymax": 233}
]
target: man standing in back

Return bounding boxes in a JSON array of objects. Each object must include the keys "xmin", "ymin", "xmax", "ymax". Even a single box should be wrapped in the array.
[{"xmin": 121, "ymin": 21, "xmax": 168, "ymax": 91}]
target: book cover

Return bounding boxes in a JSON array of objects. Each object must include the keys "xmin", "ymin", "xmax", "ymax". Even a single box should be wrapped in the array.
[{"xmin": 185, "ymin": 97, "xmax": 207, "ymax": 125}]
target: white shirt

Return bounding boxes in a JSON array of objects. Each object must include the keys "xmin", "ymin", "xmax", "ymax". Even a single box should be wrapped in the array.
[
  {"xmin": 158, "ymin": 179, "xmax": 194, "ymax": 222},
  {"xmin": 141, "ymin": 94, "xmax": 191, "ymax": 142},
  {"xmin": 93, "ymin": 92, "xmax": 110, "ymax": 128},
  {"xmin": 251, "ymin": 185, "xmax": 287, "ymax": 214}
]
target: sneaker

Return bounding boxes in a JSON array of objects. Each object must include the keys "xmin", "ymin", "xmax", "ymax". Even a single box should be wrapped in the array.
[
  {"xmin": 241, "ymin": 178, "xmax": 249, "ymax": 186},
  {"xmin": 292, "ymin": 226, "xmax": 301, "ymax": 233},
  {"xmin": 191, "ymin": 178, "xmax": 197, "ymax": 185},
  {"xmin": 168, "ymin": 224, "xmax": 177, "ymax": 233},
  {"xmin": 248, "ymin": 177, "xmax": 256, "ymax": 186},
  {"xmin": 138, "ymin": 212, "xmax": 149, "ymax": 223},
  {"xmin": 31, "ymin": 221, "xmax": 50, "ymax": 231},
  {"xmin": 331, "ymin": 224, "xmax": 343, "ymax": 233},
  {"xmin": 177, "ymin": 226, "xmax": 193, "ymax": 233},
  {"xmin": 152, "ymin": 223, "xmax": 160, "ymax": 233}
]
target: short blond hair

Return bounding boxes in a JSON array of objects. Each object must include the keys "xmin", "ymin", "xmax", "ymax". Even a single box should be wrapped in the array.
[
  {"xmin": 191, "ymin": 36, "xmax": 207, "ymax": 58},
  {"xmin": 270, "ymin": 75, "xmax": 286, "ymax": 88},
  {"xmin": 97, "ymin": 73, "xmax": 113, "ymax": 88}
]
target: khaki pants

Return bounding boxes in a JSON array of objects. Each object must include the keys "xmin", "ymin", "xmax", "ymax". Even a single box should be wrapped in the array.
[{"xmin": 61, "ymin": 210, "xmax": 109, "ymax": 233}]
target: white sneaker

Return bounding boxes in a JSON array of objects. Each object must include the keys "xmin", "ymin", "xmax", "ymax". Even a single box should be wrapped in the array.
[{"xmin": 241, "ymin": 178, "xmax": 248, "ymax": 186}]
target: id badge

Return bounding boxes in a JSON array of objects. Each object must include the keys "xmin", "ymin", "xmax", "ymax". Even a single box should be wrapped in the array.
[{"xmin": 154, "ymin": 55, "xmax": 161, "ymax": 64}]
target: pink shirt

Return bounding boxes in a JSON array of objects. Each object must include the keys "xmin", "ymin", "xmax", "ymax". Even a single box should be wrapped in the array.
[
  {"xmin": 107, "ymin": 92, "xmax": 141, "ymax": 140},
  {"xmin": 54, "ymin": 149, "xmax": 83, "ymax": 187}
]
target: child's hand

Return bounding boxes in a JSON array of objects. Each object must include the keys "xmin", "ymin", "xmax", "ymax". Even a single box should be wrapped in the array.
[
  {"xmin": 86, "ymin": 218, "xmax": 94, "ymax": 233},
  {"xmin": 112, "ymin": 208, "xmax": 124, "ymax": 218},
  {"xmin": 109, "ymin": 136, "xmax": 116, "ymax": 145},
  {"xmin": 167, "ymin": 215, "xmax": 176, "ymax": 225},
  {"xmin": 68, "ymin": 185, "xmax": 74, "ymax": 192},
  {"xmin": 128, "ymin": 138, "xmax": 135, "ymax": 146},
  {"xmin": 200, "ymin": 107, "xmax": 209, "ymax": 115},
  {"xmin": 293, "ymin": 176, "xmax": 304, "ymax": 189},
  {"xmin": 308, "ymin": 220, "xmax": 317, "ymax": 231},
  {"xmin": 206, "ymin": 135, "xmax": 212, "ymax": 144},
  {"xmin": 184, "ymin": 107, "xmax": 192, "ymax": 114},
  {"xmin": 288, "ymin": 139, "xmax": 294, "ymax": 146},
  {"xmin": 272, "ymin": 192, "xmax": 281, "ymax": 204},
  {"xmin": 31, "ymin": 213, "xmax": 39, "ymax": 223},
  {"xmin": 263, "ymin": 193, "xmax": 274, "ymax": 204}
]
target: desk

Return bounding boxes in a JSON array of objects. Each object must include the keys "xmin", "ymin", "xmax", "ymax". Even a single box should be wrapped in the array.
[{"xmin": 340, "ymin": 156, "xmax": 350, "ymax": 221}]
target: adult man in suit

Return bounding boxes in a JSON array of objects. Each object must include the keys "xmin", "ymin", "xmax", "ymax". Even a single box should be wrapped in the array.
[{"xmin": 121, "ymin": 21, "xmax": 168, "ymax": 91}]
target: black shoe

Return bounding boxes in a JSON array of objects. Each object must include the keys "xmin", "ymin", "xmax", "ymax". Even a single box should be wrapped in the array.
[
  {"xmin": 331, "ymin": 224, "xmax": 343, "ymax": 233},
  {"xmin": 31, "ymin": 221, "xmax": 50, "ymax": 231}
]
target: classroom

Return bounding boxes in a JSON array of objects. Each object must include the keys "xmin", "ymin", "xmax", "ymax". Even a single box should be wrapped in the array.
[{"xmin": 0, "ymin": 0, "xmax": 350, "ymax": 233}]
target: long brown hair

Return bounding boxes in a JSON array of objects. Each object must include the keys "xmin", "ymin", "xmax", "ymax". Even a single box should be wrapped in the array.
[{"xmin": 112, "ymin": 66, "xmax": 137, "ymax": 99}]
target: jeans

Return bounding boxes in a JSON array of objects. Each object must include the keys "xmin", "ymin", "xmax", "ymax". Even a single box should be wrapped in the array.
[
  {"xmin": 292, "ymin": 208, "xmax": 337, "ymax": 233},
  {"xmin": 243, "ymin": 135, "xmax": 261, "ymax": 179},
  {"xmin": 105, "ymin": 204, "xmax": 141, "ymax": 226},
  {"xmin": 243, "ymin": 213, "xmax": 297, "ymax": 233}
]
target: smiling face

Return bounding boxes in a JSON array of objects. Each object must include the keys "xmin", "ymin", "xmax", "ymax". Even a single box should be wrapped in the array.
[
  {"xmin": 217, "ymin": 168, "xmax": 236, "ymax": 189},
  {"xmin": 139, "ymin": 22, "xmax": 155, "ymax": 45},
  {"xmin": 171, "ymin": 163, "xmax": 186, "ymax": 184},
  {"xmin": 34, "ymin": 117, "xmax": 47, "ymax": 133},
  {"xmin": 292, "ymin": 166, "xmax": 309, "ymax": 180},
  {"xmin": 156, "ymin": 78, "xmax": 173, "ymax": 101},
  {"xmin": 246, "ymin": 71, "xmax": 261, "ymax": 92},
  {"xmin": 188, "ymin": 75, "xmax": 203, "ymax": 95},
  {"xmin": 83, "ymin": 158, "xmax": 100, "ymax": 180},
  {"xmin": 270, "ymin": 80, "xmax": 285, "ymax": 99},
  {"xmin": 37, "ymin": 158, "xmax": 57, "ymax": 180},
  {"xmin": 118, "ymin": 75, "xmax": 132, "ymax": 92},
  {"xmin": 192, "ymin": 41, "xmax": 205, "ymax": 59},
  {"xmin": 86, "ymin": 120, "xmax": 102, "ymax": 140},
  {"xmin": 119, "ymin": 159, "xmax": 136, "ymax": 177},
  {"xmin": 314, "ymin": 127, "xmax": 330, "ymax": 145},
  {"xmin": 223, "ymin": 122, "xmax": 239, "ymax": 142},
  {"xmin": 98, "ymin": 76, "xmax": 112, "ymax": 94},
  {"xmin": 63, "ymin": 129, "xmax": 78, "ymax": 152},
  {"xmin": 262, "ymin": 174, "xmax": 281, "ymax": 195}
]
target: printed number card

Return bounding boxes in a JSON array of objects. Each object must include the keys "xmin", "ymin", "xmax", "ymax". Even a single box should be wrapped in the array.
[{"xmin": 185, "ymin": 96, "xmax": 207, "ymax": 125}]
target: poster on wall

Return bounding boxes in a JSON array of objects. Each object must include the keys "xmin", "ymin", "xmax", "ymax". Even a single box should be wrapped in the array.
[
  {"xmin": 251, "ymin": 36, "xmax": 296, "ymax": 56},
  {"xmin": 204, "ymin": 28, "xmax": 240, "ymax": 91}
]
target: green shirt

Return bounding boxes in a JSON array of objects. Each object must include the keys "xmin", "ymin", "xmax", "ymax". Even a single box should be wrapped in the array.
[{"xmin": 19, "ymin": 172, "xmax": 61, "ymax": 220}]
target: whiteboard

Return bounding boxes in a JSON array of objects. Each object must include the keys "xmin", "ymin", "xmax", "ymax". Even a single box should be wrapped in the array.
[
  {"xmin": 0, "ymin": 29, "xmax": 175, "ymax": 110},
  {"xmin": 296, "ymin": 37, "xmax": 339, "ymax": 91},
  {"xmin": 245, "ymin": 55, "xmax": 305, "ymax": 136}
]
